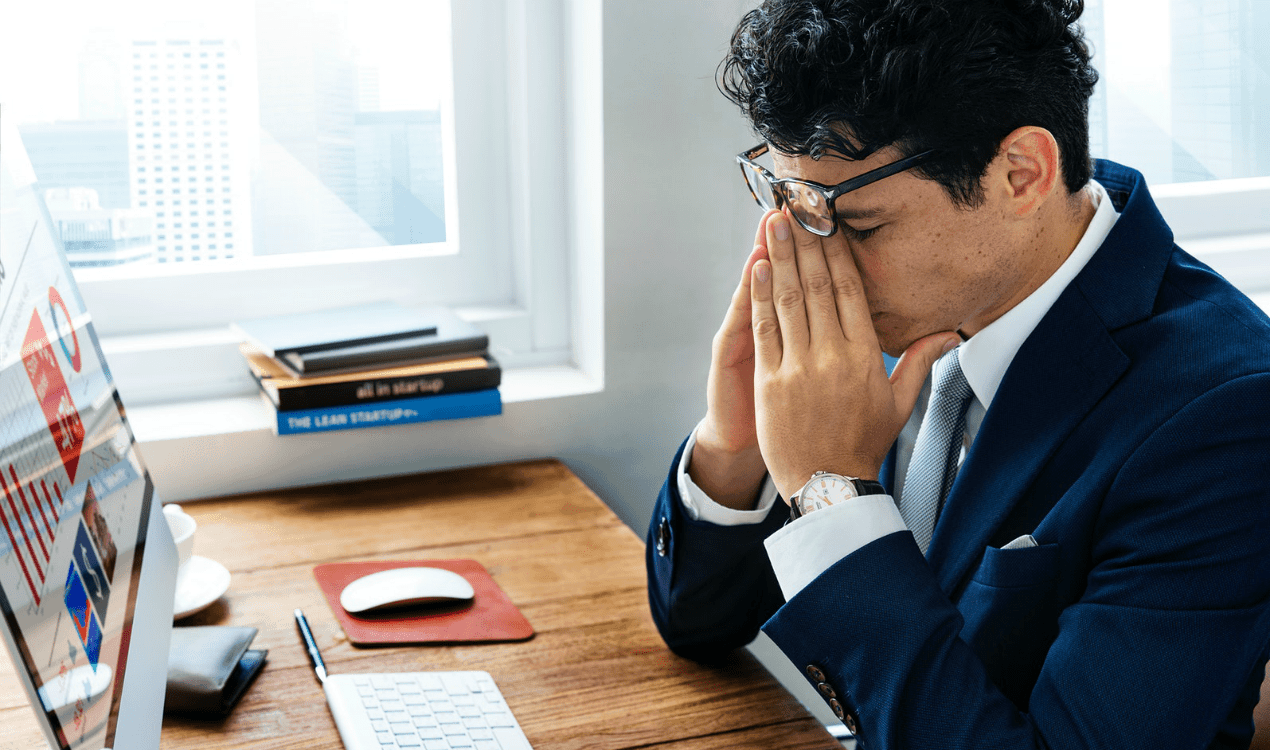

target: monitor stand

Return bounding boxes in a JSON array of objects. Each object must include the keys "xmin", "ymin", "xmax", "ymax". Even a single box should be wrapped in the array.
[{"xmin": 105, "ymin": 491, "xmax": 176, "ymax": 750}]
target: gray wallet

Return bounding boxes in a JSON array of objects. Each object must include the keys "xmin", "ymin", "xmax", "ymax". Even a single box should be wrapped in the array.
[{"xmin": 165, "ymin": 625, "xmax": 267, "ymax": 717}]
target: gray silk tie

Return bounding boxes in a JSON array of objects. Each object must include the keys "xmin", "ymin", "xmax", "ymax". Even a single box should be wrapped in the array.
[{"xmin": 900, "ymin": 348, "xmax": 974, "ymax": 555}]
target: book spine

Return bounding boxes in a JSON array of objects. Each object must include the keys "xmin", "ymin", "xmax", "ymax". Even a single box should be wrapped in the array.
[
  {"xmin": 274, "ymin": 389, "xmax": 502, "ymax": 436},
  {"xmin": 273, "ymin": 365, "xmax": 502, "ymax": 411},
  {"xmin": 293, "ymin": 335, "xmax": 490, "ymax": 374}
]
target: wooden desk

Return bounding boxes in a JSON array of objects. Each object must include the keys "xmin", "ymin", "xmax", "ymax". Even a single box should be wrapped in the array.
[{"xmin": 1, "ymin": 459, "xmax": 838, "ymax": 749}]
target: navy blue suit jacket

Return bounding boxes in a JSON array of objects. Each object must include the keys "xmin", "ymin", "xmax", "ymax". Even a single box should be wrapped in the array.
[{"xmin": 646, "ymin": 161, "xmax": 1270, "ymax": 748}]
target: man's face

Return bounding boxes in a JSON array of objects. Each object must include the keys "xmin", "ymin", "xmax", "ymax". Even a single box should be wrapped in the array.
[{"xmin": 770, "ymin": 148, "xmax": 1032, "ymax": 357}]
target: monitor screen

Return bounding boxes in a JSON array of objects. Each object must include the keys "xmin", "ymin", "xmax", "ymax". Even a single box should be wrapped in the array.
[{"xmin": 0, "ymin": 113, "xmax": 165, "ymax": 749}]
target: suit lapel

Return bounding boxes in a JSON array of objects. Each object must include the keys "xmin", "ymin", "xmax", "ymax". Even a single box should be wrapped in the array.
[{"xmin": 924, "ymin": 288, "xmax": 1129, "ymax": 597}]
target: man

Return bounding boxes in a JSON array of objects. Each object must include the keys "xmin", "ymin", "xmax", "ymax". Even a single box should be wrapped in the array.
[{"xmin": 645, "ymin": 1, "xmax": 1270, "ymax": 748}]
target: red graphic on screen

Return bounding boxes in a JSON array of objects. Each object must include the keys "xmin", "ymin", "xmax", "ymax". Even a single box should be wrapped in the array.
[
  {"xmin": 21, "ymin": 309, "xmax": 84, "ymax": 483},
  {"xmin": 0, "ymin": 464, "xmax": 64, "ymax": 606}
]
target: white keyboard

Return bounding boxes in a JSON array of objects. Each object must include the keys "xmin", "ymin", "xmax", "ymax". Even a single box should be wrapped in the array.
[{"xmin": 323, "ymin": 670, "xmax": 533, "ymax": 750}]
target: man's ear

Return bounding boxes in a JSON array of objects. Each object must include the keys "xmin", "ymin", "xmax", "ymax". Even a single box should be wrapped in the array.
[{"xmin": 991, "ymin": 126, "xmax": 1061, "ymax": 217}]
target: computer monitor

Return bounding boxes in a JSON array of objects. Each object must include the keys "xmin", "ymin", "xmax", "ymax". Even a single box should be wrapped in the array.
[{"xmin": 0, "ymin": 112, "xmax": 178, "ymax": 749}]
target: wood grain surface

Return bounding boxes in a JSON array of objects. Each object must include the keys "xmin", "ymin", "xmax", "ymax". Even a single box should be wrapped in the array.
[{"xmin": 0, "ymin": 459, "xmax": 838, "ymax": 750}]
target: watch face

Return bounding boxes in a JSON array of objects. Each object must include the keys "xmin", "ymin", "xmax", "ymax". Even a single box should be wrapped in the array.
[{"xmin": 799, "ymin": 475, "xmax": 857, "ymax": 514}]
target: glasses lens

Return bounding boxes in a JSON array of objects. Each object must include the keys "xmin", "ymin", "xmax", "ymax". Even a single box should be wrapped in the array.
[
  {"xmin": 742, "ymin": 162, "xmax": 779, "ymax": 210},
  {"xmin": 781, "ymin": 182, "xmax": 834, "ymax": 236}
]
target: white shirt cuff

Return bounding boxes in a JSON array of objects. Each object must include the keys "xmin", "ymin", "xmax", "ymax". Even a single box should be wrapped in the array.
[
  {"xmin": 676, "ymin": 421, "xmax": 779, "ymax": 525},
  {"xmin": 763, "ymin": 494, "xmax": 907, "ymax": 600}
]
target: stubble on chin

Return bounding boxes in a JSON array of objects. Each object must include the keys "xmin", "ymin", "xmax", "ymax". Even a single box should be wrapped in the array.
[{"xmin": 871, "ymin": 316, "xmax": 910, "ymax": 359}]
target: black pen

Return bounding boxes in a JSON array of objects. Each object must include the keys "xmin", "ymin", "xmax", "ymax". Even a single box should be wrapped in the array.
[{"xmin": 294, "ymin": 608, "xmax": 327, "ymax": 684}]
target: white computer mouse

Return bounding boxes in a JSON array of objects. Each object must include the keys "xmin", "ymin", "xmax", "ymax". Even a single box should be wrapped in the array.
[{"xmin": 339, "ymin": 567, "xmax": 476, "ymax": 614}]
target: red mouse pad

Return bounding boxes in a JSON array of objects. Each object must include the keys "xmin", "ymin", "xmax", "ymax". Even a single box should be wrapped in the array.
[{"xmin": 313, "ymin": 560, "xmax": 534, "ymax": 647}]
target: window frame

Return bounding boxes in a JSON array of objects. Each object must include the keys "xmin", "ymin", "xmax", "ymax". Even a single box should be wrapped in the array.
[
  {"xmin": 1153, "ymin": 178, "xmax": 1270, "ymax": 299},
  {"xmin": 73, "ymin": 0, "xmax": 581, "ymax": 405}
]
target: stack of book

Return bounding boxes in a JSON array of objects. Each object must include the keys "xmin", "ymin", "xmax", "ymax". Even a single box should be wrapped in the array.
[{"xmin": 234, "ymin": 302, "xmax": 502, "ymax": 435}]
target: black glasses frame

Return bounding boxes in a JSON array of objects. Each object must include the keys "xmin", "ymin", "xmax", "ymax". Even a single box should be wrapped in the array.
[{"xmin": 737, "ymin": 143, "xmax": 937, "ymax": 237}]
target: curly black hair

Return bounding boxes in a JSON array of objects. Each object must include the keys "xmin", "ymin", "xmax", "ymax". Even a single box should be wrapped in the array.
[{"xmin": 719, "ymin": 0, "xmax": 1099, "ymax": 206}]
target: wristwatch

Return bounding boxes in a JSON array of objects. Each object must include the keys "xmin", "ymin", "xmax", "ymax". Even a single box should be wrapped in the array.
[{"xmin": 788, "ymin": 471, "xmax": 886, "ymax": 521}]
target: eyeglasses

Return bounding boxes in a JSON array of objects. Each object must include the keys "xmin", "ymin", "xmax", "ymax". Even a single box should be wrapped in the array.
[{"xmin": 737, "ymin": 143, "xmax": 936, "ymax": 237}]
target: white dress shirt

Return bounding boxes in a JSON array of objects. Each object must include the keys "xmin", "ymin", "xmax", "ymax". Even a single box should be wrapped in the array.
[{"xmin": 677, "ymin": 180, "xmax": 1120, "ymax": 601}]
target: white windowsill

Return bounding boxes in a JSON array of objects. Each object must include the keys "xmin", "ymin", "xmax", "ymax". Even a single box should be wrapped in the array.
[{"xmin": 127, "ymin": 364, "xmax": 602, "ymax": 444}]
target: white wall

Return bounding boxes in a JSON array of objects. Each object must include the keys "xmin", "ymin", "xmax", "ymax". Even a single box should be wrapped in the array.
[{"xmin": 586, "ymin": 0, "xmax": 757, "ymax": 533}]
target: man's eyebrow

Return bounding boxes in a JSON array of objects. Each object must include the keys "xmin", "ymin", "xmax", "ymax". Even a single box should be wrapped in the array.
[{"xmin": 835, "ymin": 205, "xmax": 888, "ymax": 221}]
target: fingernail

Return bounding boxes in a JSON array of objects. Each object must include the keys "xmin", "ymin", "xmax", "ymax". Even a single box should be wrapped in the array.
[
  {"xmin": 772, "ymin": 216, "xmax": 790, "ymax": 241},
  {"xmin": 755, "ymin": 262, "xmax": 770, "ymax": 283},
  {"xmin": 942, "ymin": 338, "xmax": 959, "ymax": 354}
]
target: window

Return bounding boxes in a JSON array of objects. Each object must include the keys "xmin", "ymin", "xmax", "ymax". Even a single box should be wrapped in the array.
[
  {"xmin": 1088, "ymin": 0, "xmax": 1270, "ymax": 293},
  {"xmin": 1088, "ymin": 0, "xmax": 1269, "ymax": 184},
  {"xmin": 0, "ymin": 0, "xmax": 594, "ymax": 405}
]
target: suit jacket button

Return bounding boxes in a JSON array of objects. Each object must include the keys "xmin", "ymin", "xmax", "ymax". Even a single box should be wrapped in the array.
[
  {"xmin": 805, "ymin": 664, "xmax": 827, "ymax": 683},
  {"xmin": 844, "ymin": 713, "xmax": 859, "ymax": 734},
  {"xmin": 816, "ymin": 682, "xmax": 836, "ymax": 699},
  {"xmin": 828, "ymin": 698, "xmax": 845, "ymax": 721},
  {"xmin": 656, "ymin": 518, "xmax": 670, "ymax": 557}
]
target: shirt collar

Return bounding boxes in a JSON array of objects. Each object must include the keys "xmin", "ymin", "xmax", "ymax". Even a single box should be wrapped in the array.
[{"xmin": 957, "ymin": 180, "xmax": 1120, "ymax": 411}]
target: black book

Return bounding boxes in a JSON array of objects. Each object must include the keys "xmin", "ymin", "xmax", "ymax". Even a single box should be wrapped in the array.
[
  {"xmin": 242, "ymin": 345, "xmax": 502, "ymax": 412},
  {"xmin": 280, "ymin": 327, "xmax": 488, "ymax": 375},
  {"xmin": 232, "ymin": 303, "xmax": 487, "ymax": 371}
]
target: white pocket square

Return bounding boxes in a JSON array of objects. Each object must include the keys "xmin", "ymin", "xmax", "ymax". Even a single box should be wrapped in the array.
[{"xmin": 1002, "ymin": 534, "xmax": 1038, "ymax": 550}]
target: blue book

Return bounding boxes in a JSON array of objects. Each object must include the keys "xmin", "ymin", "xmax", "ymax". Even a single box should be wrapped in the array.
[{"xmin": 273, "ymin": 388, "xmax": 502, "ymax": 435}]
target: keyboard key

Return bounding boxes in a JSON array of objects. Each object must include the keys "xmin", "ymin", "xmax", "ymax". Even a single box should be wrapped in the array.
[
  {"xmin": 389, "ymin": 722, "xmax": 414, "ymax": 734},
  {"xmin": 485, "ymin": 712, "xmax": 515, "ymax": 729},
  {"xmin": 493, "ymin": 727, "xmax": 532, "ymax": 750},
  {"xmin": 372, "ymin": 676, "xmax": 394, "ymax": 689},
  {"xmin": 473, "ymin": 741, "xmax": 498, "ymax": 750},
  {"xmin": 469, "ymin": 728, "xmax": 493, "ymax": 741},
  {"xmin": 385, "ymin": 710, "xmax": 410, "ymax": 722},
  {"xmin": 442, "ymin": 675, "xmax": 469, "ymax": 695},
  {"xmin": 448, "ymin": 737, "xmax": 474, "ymax": 749},
  {"xmin": 423, "ymin": 740, "xmax": 448, "ymax": 750},
  {"xmin": 376, "ymin": 732, "xmax": 394, "ymax": 744},
  {"xmin": 416, "ymin": 726, "xmax": 444, "ymax": 740},
  {"xmin": 407, "ymin": 704, "xmax": 431, "ymax": 716},
  {"xmin": 441, "ymin": 723, "xmax": 466, "ymax": 736},
  {"xmin": 359, "ymin": 686, "xmax": 375, "ymax": 697},
  {"xmin": 435, "ymin": 711, "xmax": 459, "ymax": 724},
  {"xmin": 424, "ymin": 690, "xmax": 448, "ymax": 702},
  {"xmin": 396, "ymin": 736, "xmax": 422, "ymax": 748},
  {"xmin": 417, "ymin": 676, "xmax": 444, "ymax": 690},
  {"xmin": 462, "ymin": 717, "xmax": 487, "ymax": 730},
  {"xmin": 457, "ymin": 706, "xmax": 481, "ymax": 718},
  {"xmin": 372, "ymin": 720, "xmax": 390, "ymax": 732},
  {"xmin": 354, "ymin": 676, "xmax": 372, "ymax": 686},
  {"xmin": 367, "ymin": 709, "xmax": 386, "ymax": 720},
  {"xmin": 363, "ymin": 698, "xmax": 379, "ymax": 709}
]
